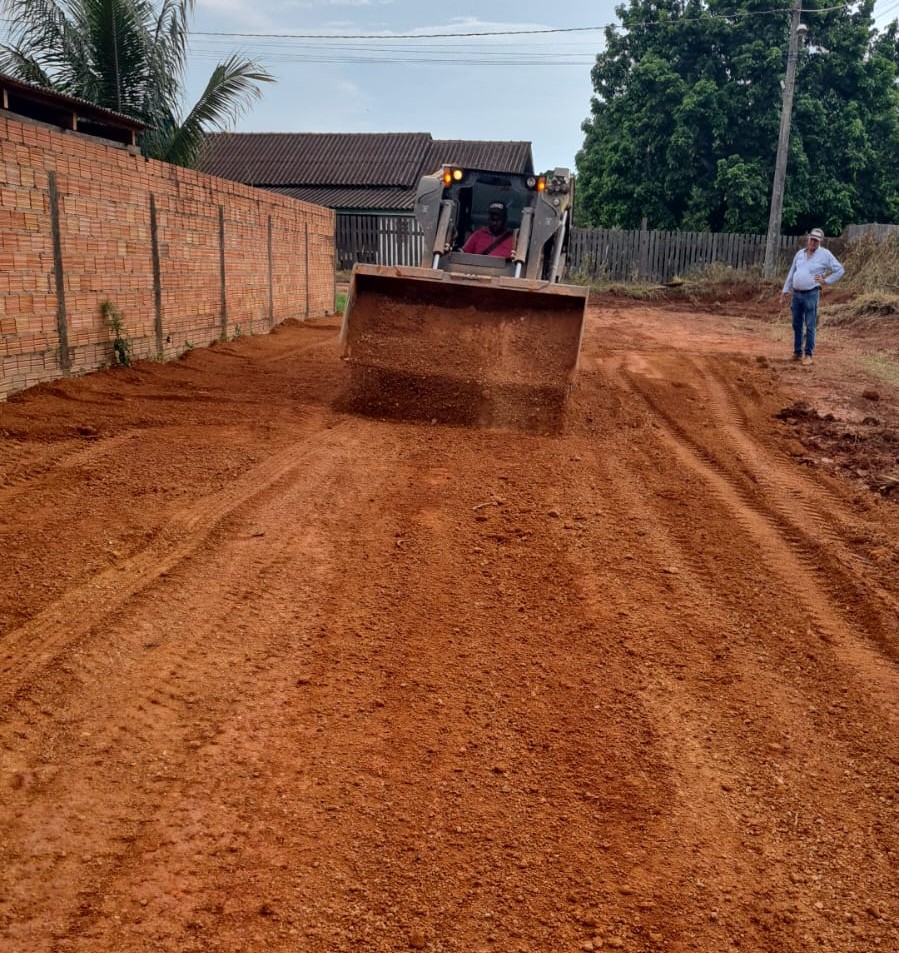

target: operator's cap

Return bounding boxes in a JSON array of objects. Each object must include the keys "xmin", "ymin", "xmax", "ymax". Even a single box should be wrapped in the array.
[
  {"xmin": 487, "ymin": 202, "xmax": 507, "ymax": 216},
  {"xmin": 809, "ymin": 227, "xmax": 825, "ymax": 241}
]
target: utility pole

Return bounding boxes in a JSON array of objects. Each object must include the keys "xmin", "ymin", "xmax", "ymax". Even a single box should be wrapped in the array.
[{"xmin": 763, "ymin": 0, "xmax": 805, "ymax": 278}]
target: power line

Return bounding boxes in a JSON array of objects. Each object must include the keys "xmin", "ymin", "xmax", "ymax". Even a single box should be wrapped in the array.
[
  {"xmin": 193, "ymin": 26, "xmax": 609, "ymax": 39},
  {"xmin": 0, "ymin": 6, "xmax": 869, "ymax": 43},
  {"xmin": 184, "ymin": 8, "xmax": 858, "ymax": 48},
  {"xmin": 186, "ymin": 37, "xmax": 600, "ymax": 66},
  {"xmin": 873, "ymin": 0, "xmax": 899, "ymax": 18},
  {"xmin": 188, "ymin": 7, "xmax": 856, "ymax": 42}
]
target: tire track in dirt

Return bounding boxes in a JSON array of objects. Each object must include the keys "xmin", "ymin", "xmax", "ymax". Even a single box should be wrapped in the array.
[
  {"xmin": 0, "ymin": 413, "xmax": 349, "ymax": 704},
  {"xmin": 0, "ymin": 435, "xmax": 134, "ymax": 504},
  {"xmin": 325, "ymin": 430, "xmax": 676, "ymax": 952},
  {"xmin": 100, "ymin": 420, "xmax": 680, "ymax": 952},
  {"xmin": 557, "ymin": 436, "xmax": 828, "ymax": 949},
  {"xmin": 616, "ymin": 352, "xmax": 899, "ymax": 690},
  {"xmin": 2, "ymin": 316, "xmax": 897, "ymax": 953},
  {"xmin": 560, "ymin": 365, "xmax": 898, "ymax": 951},
  {"xmin": 0, "ymin": 418, "xmax": 410, "ymax": 950},
  {"xmin": 696, "ymin": 354, "xmax": 899, "ymax": 593}
]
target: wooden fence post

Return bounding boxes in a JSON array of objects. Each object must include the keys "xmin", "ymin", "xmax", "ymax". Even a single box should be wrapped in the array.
[{"xmin": 639, "ymin": 217, "xmax": 649, "ymax": 277}]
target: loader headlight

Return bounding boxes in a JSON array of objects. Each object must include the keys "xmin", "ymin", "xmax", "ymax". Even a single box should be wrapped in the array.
[
  {"xmin": 526, "ymin": 176, "xmax": 536, "ymax": 188},
  {"xmin": 442, "ymin": 166, "xmax": 464, "ymax": 185}
]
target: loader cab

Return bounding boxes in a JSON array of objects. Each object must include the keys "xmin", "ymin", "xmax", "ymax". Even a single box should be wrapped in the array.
[
  {"xmin": 413, "ymin": 165, "xmax": 575, "ymax": 282},
  {"xmin": 443, "ymin": 171, "xmax": 529, "ymax": 251},
  {"xmin": 455, "ymin": 183, "xmax": 524, "ymax": 248}
]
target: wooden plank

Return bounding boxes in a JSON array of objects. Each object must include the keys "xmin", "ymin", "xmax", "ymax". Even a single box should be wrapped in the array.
[
  {"xmin": 649, "ymin": 229, "xmax": 661, "ymax": 281},
  {"xmin": 689, "ymin": 231, "xmax": 700, "ymax": 274},
  {"xmin": 650, "ymin": 230, "xmax": 662, "ymax": 282},
  {"xmin": 674, "ymin": 231, "xmax": 685, "ymax": 280},
  {"xmin": 623, "ymin": 229, "xmax": 633, "ymax": 280},
  {"xmin": 610, "ymin": 230, "xmax": 620, "ymax": 280},
  {"xmin": 644, "ymin": 229, "xmax": 655, "ymax": 281}
]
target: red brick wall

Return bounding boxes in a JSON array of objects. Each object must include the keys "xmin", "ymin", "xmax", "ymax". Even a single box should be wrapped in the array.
[{"xmin": 0, "ymin": 114, "xmax": 335, "ymax": 400}]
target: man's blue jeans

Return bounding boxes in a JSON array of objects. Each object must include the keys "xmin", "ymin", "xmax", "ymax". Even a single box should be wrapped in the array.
[{"xmin": 791, "ymin": 288, "xmax": 820, "ymax": 356}]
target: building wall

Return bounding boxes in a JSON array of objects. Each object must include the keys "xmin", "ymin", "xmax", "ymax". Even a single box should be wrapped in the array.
[{"xmin": 0, "ymin": 114, "xmax": 335, "ymax": 400}]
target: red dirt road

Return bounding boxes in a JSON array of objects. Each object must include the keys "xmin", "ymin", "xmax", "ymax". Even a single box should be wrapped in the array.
[{"xmin": 1, "ymin": 301, "xmax": 897, "ymax": 953}]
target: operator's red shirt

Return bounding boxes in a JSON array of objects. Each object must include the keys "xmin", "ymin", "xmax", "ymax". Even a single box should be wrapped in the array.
[{"xmin": 462, "ymin": 227, "xmax": 514, "ymax": 257}]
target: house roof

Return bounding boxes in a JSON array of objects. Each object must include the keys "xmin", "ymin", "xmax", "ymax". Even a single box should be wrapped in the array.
[
  {"xmin": 269, "ymin": 185, "xmax": 419, "ymax": 211},
  {"xmin": 199, "ymin": 132, "xmax": 535, "ymax": 210},
  {"xmin": 200, "ymin": 132, "xmax": 432, "ymax": 187},
  {"xmin": 0, "ymin": 72, "xmax": 146, "ymax": 146},
  {"xmin": 422, "ymin": 139, "xmax": 534, "ymax": 177}
]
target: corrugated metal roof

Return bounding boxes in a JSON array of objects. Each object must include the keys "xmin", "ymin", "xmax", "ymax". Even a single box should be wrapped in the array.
[
  {"xmin": 199, "ymin": 132, "xmax": 433, "ymax": 187},
  {"xmin": 200, "ymin": 132, "xmax": 536, "ymax": 212},
  {"xmin": 269, "ymin": 186, "xmax": 415, "ymax": 211},
  {"xmin": 423, "ymin": 140, "xmax": 534, "ymax": 176},
  {"xmin": 200, "ymin": 132, "xmax": 534, "ymax": 184},
  {"xmin": 0, "ymin": 71, "xmax": 146, "ymax": 129}
]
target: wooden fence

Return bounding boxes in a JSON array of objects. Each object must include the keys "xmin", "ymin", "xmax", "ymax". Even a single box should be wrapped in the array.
[
  {"xmin": 842, "ymin": 223, "xmax": 899, "ymax": 242},
  {"xmin": 567, "ymin": 227, "xmax": 798, "ymax": 283},
  {"xmin": 335, "ymin": 213, "xmax": 801, "ymax": 282},
  {"xmin": 336, "ymin": 214, "xmax": 423, "ymax": 270}
]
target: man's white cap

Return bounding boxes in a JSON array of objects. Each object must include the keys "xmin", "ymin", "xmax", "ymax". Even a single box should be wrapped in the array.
[{"xmin": 809, "ymin": 228, "xmax": 825, "ymax": 241}]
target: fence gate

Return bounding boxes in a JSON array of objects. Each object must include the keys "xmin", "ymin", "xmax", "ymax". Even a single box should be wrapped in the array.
[
  {"xmin": 378, "ymin": 216, "xmax": 424, "ymax": 266},
  {"xmin": 337, "ymin": 213, "xmax": 423, "ymax": 269},
  {"xmin": 335, "ymin": 215, "xmax": 379, "ymax": 270}
]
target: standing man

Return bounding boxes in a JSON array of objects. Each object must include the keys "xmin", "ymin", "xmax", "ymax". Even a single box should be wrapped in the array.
[{"xmin": 781, "ymin": 228, "xmax": 844, "ymax": 365}]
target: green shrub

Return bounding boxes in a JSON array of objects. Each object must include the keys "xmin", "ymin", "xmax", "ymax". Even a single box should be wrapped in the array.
[{"xmin": 101, "ymin": 301, "xmax": 132, "ymax": 367}]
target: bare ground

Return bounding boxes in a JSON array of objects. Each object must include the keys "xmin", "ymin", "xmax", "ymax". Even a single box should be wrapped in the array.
[{"xmin": 0, "ymin": 295, "xmax": 897, "ymax": 953}]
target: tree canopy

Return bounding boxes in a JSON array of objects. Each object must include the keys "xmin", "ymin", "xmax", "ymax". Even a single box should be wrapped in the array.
[
  {"xmin": 0, "ymin": 0, "xmax": 273, "ymax": 167},
  {"xmin": 576, "ymin": 0, "xmax": 899, "ymax": 234}
]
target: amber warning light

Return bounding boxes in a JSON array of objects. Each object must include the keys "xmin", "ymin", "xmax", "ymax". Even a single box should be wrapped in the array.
[
  {"xmin": 536, "ymin": 176, "xmax": 547, "ymax": 192},
  {"xmin": 442, "ymin": 167, "xmax": 464, "ymax": 185}
]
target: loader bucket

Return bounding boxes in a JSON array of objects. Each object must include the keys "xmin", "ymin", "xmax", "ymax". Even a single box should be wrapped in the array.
[{"xmin": 339, "ymin": 264, "xmax": 587, "ymax": 428}]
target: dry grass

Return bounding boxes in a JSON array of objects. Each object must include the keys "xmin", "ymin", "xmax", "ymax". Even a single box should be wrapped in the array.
[
  {"xmin": 838, "ymin": 235, "xmax": 899, "ymax": 295},
  {"xmin": 584, "ymin": 259, "xmax": 780, "ymax": 302},
  {"xmin": 672, "ymin": 261, "xmax": 765, "ymax": 293},
  {"xmin": 821, "ymin": 292, "xmax": 899, "ymax": 327},
  {"xmin": 581, "ymin": 261, "xmax": 755, "ymax": 301},
  {"xmin": 858, "ymin": 353, "xmax": 899, "ymax": 386},
  {"xmin": 818, "ymin": 238, "xmax": 899, "ymax": 327},
  {"xmin": 587, "ymin": 280, "xmax": 668, "ymax": 300}
]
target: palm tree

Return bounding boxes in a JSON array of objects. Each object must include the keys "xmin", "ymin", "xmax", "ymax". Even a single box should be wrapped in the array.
[{"xmin": 0, "ymin": 0, "xmax": 273, "ymax": 167}]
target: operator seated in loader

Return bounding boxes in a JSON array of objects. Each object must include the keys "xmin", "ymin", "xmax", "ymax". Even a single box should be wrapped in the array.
[{"xmin": 462, "ymin": 201, "xmax": 515, "ymax": 258}]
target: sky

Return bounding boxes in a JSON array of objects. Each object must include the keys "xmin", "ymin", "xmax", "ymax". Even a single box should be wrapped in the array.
[
  {"xmin": 184, "ymin": 0, "xmax": 899, "ymax": 175},
  {"xmin": 185, "ymin": 0, "xmax": 620, "ymax": 174},
  {"xmin": 4, "ymin": 1, "xmax": 898, "ymax": 175}
]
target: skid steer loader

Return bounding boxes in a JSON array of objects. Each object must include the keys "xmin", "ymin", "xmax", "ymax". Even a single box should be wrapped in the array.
[{"xmin": 339, "ymin": 165, "xmax": 587, "ymax": 426}]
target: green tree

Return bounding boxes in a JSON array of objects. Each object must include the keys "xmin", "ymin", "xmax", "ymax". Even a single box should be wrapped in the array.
[
  {"xmin": 576, "ymin": 0, "xmax": 899, "ymax": 234},
  {"xmin": 0, "ymin": 0, "xmax": 273, "ymax": 167}
]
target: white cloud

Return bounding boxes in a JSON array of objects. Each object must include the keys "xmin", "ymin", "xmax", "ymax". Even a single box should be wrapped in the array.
[
  {"xmin": 280, "ymin": 0, "xmax": 394, "ymax": 9},
  {"xmin": 196, "ymin": 0, "xmax": 274, "ymax": 31},
  {"xmin": 185, "ymin": 1, "xmax": 610, "ymax": 172}
]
